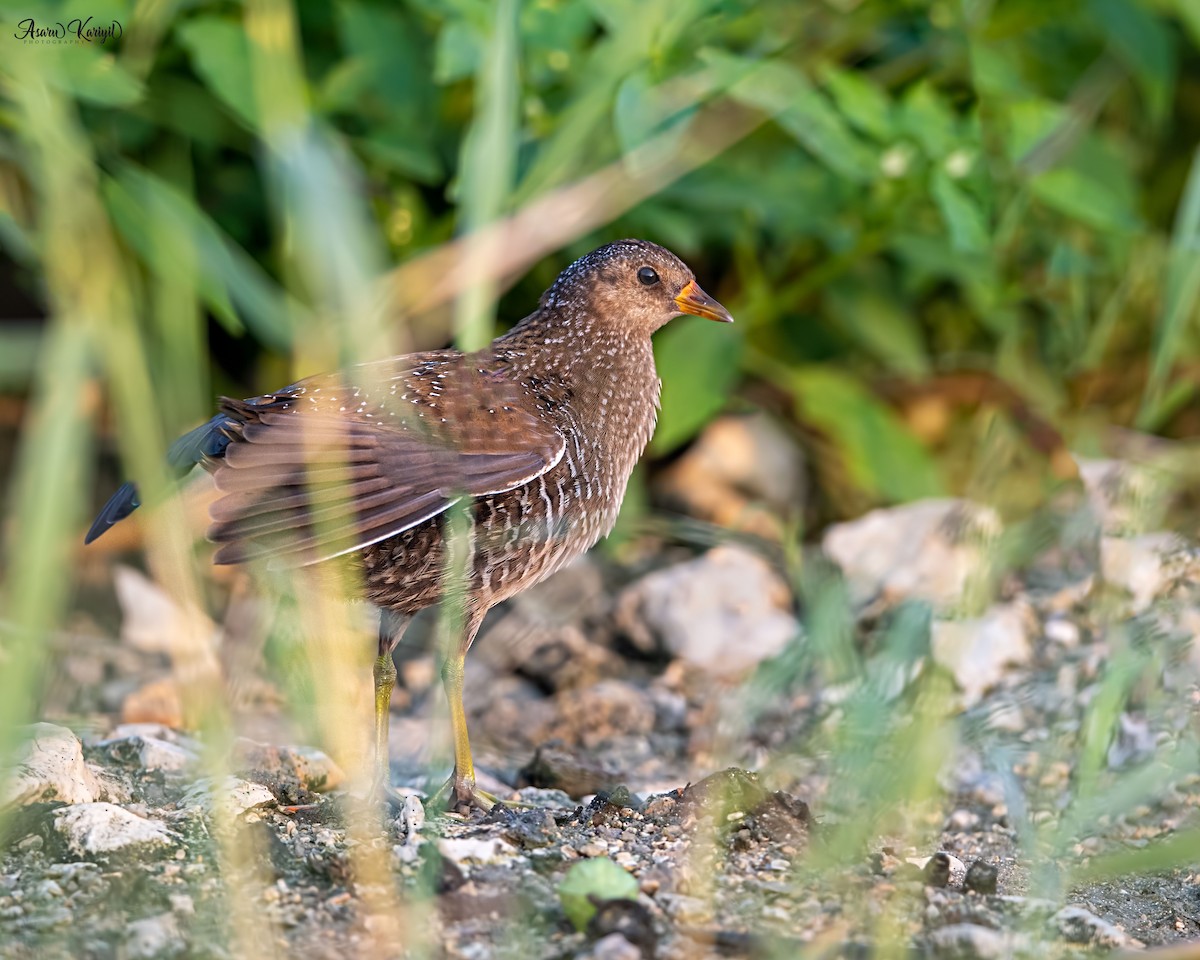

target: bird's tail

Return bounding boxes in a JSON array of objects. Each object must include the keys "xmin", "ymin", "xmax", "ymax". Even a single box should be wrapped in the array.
[{"xmin": 84, "ymin": 413, "xmax": 238, "ymax": 544}]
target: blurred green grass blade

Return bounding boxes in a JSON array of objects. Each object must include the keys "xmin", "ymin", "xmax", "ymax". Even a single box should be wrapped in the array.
[
  {"xmin": 931, "ymin": 170, "xmax": 989, "ymax": 254},
  {"xmin": 1073, "ymin": 824, "xmax": 1200, "ymax": 884},
  {"xmin": 704, "ymin": 51, "xmax": 875, "ymax": 183},
  {"xmin": 819, "ymin": 64, "xmax": 894, "ymax": 142},
  {"xmin": 176, "ymin": 16, "xmax": 259, "ymax": 129},
  {"xmin": 900, "ymin": 80, "xmax": 959, "ymax": 158},
  {"xmin": 1139, "ymin": 146, "xmax": 1200, "ymax": 428},
  {"xmin": 454, "ymin": 0, "xmax": 520, "ymax": 351},
  {"xmin": 791, "ymin": 367, "xmax": 943, "ymax": 502},
  {"xmin": 650, "ymin": 315, "xmax": 743, "ymax": 455},
  {"xmin": 0, "ymin": 326, "xmax": 92, "ymax": 772},
  {"xmin": 105, "ymin": 164, "xmax": 305, "ymax": 350},
  {"xmin": 826, "ymin": 282, "xmax": 931, "ymax": 378},
  {"xmin": 1091, "ymin": 0, "xmax": 1176, "ymax": 123}
]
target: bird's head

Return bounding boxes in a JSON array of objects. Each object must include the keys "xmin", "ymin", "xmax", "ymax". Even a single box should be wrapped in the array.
[{"xmin": 540, "ymin": 239, "xmax": 733, "ymax": 336}]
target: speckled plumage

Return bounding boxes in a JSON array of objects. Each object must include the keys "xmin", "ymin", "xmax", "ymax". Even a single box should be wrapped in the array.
[{"xmin": 87, "ymin": 238, "xmax": 732, "ymax": 808}]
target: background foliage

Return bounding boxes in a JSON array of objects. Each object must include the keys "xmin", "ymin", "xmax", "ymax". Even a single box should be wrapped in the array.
[
  {"xmin": 2, "ymin": 0, "xmax": 1200, "ymax": 951},
  {"xmin": 6, "ymin": 0, "xmax": 1200, "ymax": 529}
]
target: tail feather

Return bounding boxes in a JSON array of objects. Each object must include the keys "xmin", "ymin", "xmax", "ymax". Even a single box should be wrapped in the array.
[
  {"xmin": 83, "ymin": 482, "xmax": 141, "ymax": 544},
  {"xmin": 84, "ymin": 413, "xmax": 238, "ymax": 544}
]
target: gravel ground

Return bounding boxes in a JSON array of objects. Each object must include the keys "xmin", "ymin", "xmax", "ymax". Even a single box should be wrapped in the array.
[{"xmin": 4, "ymin": 448, "xmax": 1200, "ymax": 958}]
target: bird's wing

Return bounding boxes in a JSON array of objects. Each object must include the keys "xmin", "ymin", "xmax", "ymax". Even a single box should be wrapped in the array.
[{"xmin": 206, "ymin": 359, "xmax": 565, "ymax": 566}]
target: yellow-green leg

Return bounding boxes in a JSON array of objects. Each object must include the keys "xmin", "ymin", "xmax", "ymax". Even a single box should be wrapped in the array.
[
  {"xmin": 371, "ymin": 610, "xmax": 408, "ymax": 809},
  {"xmin": 428, "ymin": 609, "xmax": 500, "ymax": 812}
]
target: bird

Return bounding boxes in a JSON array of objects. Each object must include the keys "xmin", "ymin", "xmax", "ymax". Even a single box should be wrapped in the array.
[{"xmin": 85, "ymin": 239, "xmax": 734, "ymax": 811}]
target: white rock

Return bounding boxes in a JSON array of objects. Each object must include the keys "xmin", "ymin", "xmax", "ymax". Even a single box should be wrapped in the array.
[
  {"xmin": 182, "ymin": 777, "xmax": 275, "ymax": 819},
  {"xmin": 121, "ymin": 912, "xmax": 183, "ymax": 960},
  {"xmin": 927, "ymin": 924, "xmax": 1026, "ymax": 959},
  {"xmin": 1, "ymin": 724, "xmax": 107, "ymax": 808},
  {"xmin": 931, "ymin": 603, "xmax": 1032, "ymax": 707},
  {"xmin": 114, "ymin": 565, "xmax": 221, "ymax": 657},
  {"xmin": 822, "ymin": 499, "xmax": 1001, "ymax": 611},
  {"xmin": 1100, "ymin": 533, "xmax": 1184, "ymax": 613},
  {"xmin": 905, "ymin": 853, "xmax": 967, "ymax": 884},
  {"xmin": 95, "ymin": 734, "xmax": 196, "ymax": 773},
  {"xmin": 435, "ymin": 836, "xmax": 517, "ymax": 866},
  {"xmin": 1052, "ymin": 905, "xmax": 1139, "ymax": 949},
  {"xmin": 1077, "ymin": 457, "xmax": 1167, "ymax": 535},
  {"xmin": 590, "ymin": 933, "xmax": 641, "ymax": 960},
  {"xmin": 615, "ymin": 544, "xmax": 798, "ymax": 674},
  {"xmin": 53, "ymin": 803, "xmax": 174, "ymax": 858}
]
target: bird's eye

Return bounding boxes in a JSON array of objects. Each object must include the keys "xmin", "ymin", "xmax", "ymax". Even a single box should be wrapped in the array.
[{"xmin": 637, "ymin": 266, "xmax": 660, "ymax": 286}]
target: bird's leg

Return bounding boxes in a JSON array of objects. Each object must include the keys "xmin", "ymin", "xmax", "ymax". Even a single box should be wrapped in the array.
[
  {"xmin": 427, "ymin": 607, "xmax": 500, "ymax": 813},
  {"xmin": 370, "ymin": 609, "xmax": 409, "ymax": 809}
]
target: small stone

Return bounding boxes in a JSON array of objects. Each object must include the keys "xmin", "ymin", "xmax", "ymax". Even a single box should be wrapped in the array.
[
  {"xmin": 822, "ymin": 499, "xmax": 1001, "ymax": 611},
  {"xmin": 120, "ymin": 676, "xmax": 186, "ymax": 729},
  {"xmin": 906, "ymin": 853, "xmax": 966, "ymax": 887},
  {"xmin": 1052, "ymin": 905, "xmax": 1139, "ymax": 948},
  {"xmin": 1, "ymin": 724, "xmax": 108, "ymax": 808},
  {"xmin": 965, "ymin": 860, "xmax": 999, "ymax": 895},
  {"xmin": 1100, "ymin": 533, "xmax": 1188, "ymax": 613},
  {"xmin": 590, "ymin": 933, "xmax": 640, "ymax": 960},
  {"xmin": 931, "ymin": 603, "xmax": 1033, "ymax": 706},
  {"xmin": 231, "ymin": 740, "xmax": 345, "ymax": 793},
  {"xmin": 927, "ymin": 924, "xmax": 1024, "ymax": 959},
  {"xmin": 614, "ymin": 545, "xmax": 798, "ymax": 673},
  {"xmin": 35, "ymin": 879, "xmax": 64, "ymax": 899},
  {"xmin": 1107, "ymin": 713, "xmax": 1157, "ymax": 770},
  {"xmin": 98, "ymin": 734, "xmax": 196, "ymax": 773},
  {"xmin": 435, "ymin": 836, "xmax": 517, "ymax": 867},
  {"xmin": 121, "ymin": 912, "xmax": 184, "ymax": 960},
  {"xmin": 168, "ymin": 894, "xmax": 195, "ymax": 916},
  {"xmin": 181, "ymin": 777, "xmax": 275, "ymax": 819},
  {"xmin": 946, "ymin": 809, "xmax": 979, "ymax": 831},
  {"xmin": 1043, "ymin": 616, "xmax": 1079, "ymax": 647},
  {"xmin": 53, "ymin": 803, "xmax": 174, "ymax": 860}
]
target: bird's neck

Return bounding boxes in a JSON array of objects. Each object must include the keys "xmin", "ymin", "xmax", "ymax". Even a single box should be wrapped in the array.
[{"xmin": 496, "ymin": 307, "xmax": 661, "ymax": 440}]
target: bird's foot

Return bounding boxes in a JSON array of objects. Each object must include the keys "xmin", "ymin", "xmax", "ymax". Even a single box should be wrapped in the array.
[
  {"xmin": 366, "ymin": 772, "xmax": 411, "ymax": 814},
  {"xmin": 425, "ymin": 770, "xmax": 504, "ymax": 816}
]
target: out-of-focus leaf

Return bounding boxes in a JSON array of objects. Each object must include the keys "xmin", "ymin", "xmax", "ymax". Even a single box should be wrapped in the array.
[
  {"xmin": 1031, "ymin": 164, "xmax": 1138, "ymax": 233},
  {"xmin": 1140, "ymin": 146, "xmax": 1200, "ymax": 427},
  {"xmin": 1091, "ymin": 0, "xmax": 1176, "ymax": 122},
  {"xmin": 50, "ymin": 50, "xmax": 143, "ymax": 106},
  {"xmin": 651, "ymin": 315, "xmax": 743, "ymax": 455},
  {"xmin": 1005, "ymin": 98, "xmax": 1068, "ymax": 163},
  {"xmin": 820, "ymin": 65, "xmax": 893, "ymax": 141},
  {"xmin": 899, "ymin": 80, "xmax": 958, "ymax": 158},
  {"xmin": 176, "ymin": 16, "xmax": 257, "ymax": 128},
  {"xmin": 931, "ymin": 171, "xmax": 989, "ymax": 253},
  {"xmin": 435, "ymin": 19, "xmax": 482, "ymax": 84},
  {"xmin": 792, "ymin": 367, "xmax": 942, "ymax": 502},
  {"xmin": 827, "ymin": 282, "xmax": 930, "ymax": 378},
  {"xmin": 706, "ymin": 51, "xmax": 875, "ymax": 182},
  {"xmin": 105, "ymin": 165, "xmax": 301, "ymax": 349}
]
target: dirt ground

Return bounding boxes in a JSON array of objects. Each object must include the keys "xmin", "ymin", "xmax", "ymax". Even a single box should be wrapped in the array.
[{"xmin": 3, "ymin": 466, "xmax": 1200, "ymax": 958}]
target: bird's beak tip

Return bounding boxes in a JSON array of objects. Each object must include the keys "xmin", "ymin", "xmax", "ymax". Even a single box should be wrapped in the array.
[{"xmin": 674, "ymin": 279, "xmax": 734, "ymax": 324}]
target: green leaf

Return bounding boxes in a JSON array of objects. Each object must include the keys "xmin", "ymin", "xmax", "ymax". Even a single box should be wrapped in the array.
[
  {"xmin": 176, "ymin": 17, "xmax": 257, "ymax": 128},
  {"xmin": 435, "ymin": 19, "xmax": 482, "ymax": 84},
  {"xmin": 827, "ymin": 282, "xmax": 930, "ymax": 378},
  {"xmin": 51, "ymin": 50, "xmax": 142, "ymax": 106},
  {"xmin": 820, "ymin": 65, "xmax": 892, "ymax": 141},
  {"xmin": 105, "ymin": 164, "xmax": 302, "ymax": 349},
  {"xmin": 793, "ymin": 367, "xmax": 942, "ymax": 502},
  {"xmin": 1091, "ymin": 0, "xmax": 1176, "ymax": 122},
  {"xmin": 704, "ymin": 52, "xmax": 875, "ymax": 182},
  {"xmin": 652, "ymin": 315, "xmax": 743, "ymax": 455},
  {"xmin": 899, "ymin": 80, "xmax": 958, "ymax": 158},
  {"xmin": 1031, "ymin": 165, "xmax": 1138, "ymax": 233},
  {"xmin": 558, "ymin": 858, "xmax": 638, "ymax": 932},
  {"xmin": 931, "ymin": 171, "xmax": 989, "ymax": 253}
]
